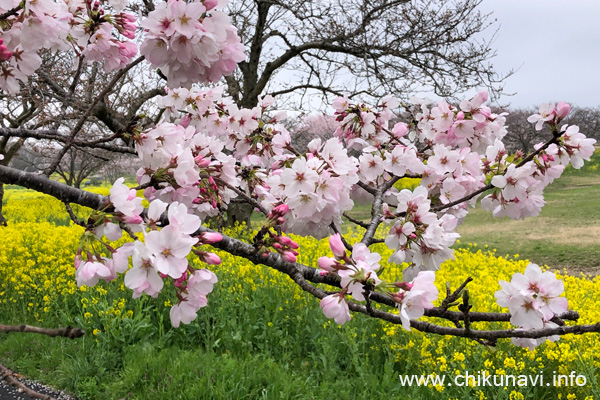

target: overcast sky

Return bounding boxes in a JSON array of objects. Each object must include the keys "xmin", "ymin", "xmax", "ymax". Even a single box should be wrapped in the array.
[{"xmin": 478, "ymin": 0, "xmax": 600, "ymax": 108}]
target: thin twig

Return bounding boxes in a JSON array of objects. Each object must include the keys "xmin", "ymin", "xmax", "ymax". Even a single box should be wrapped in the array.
[
  {"xmin": 44, "ymin": 56, "xmax": 145, "ymax": 176},
  {"xmin": 63, "ymin": 202, "xmax": 85, "ymax": 227},
  {"xmin": 440, "ymin": 277, "xmax": 473, "ymax": 311},
  {"xmin": 0, "ymin": 5, "xmax": 21, "ymax": 20},
  {"xmin": 342, "ymin": 212, "xmax": 369, "ymax": 228},
  {"xmin": 213, "ymin": 177, "xmax": 269, "ymax": 216}
]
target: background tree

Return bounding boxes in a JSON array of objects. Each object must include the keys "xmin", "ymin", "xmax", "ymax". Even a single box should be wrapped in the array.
[
  {"xmin": 225, "ymin": 0, "xmax": 509, "ymax": 110},
  {"xmin": 502, "ymin": 105, "xmax": 600, "ymax": 153},
  {"xmin": 0, "ymin": 46, "xmax": 161, "ymax": 223}
]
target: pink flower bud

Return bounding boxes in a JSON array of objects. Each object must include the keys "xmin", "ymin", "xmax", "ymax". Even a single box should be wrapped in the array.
[
  {"xmin": 456, "ymin": 111, "xmax": 465, "ymax": 120},
  {"xmin": 201, "ymin": 232, "xmax": 223, "ymax": 244},
  {"xmin": 392, "ymin": 122, "xmax": 408, "ymax": 138},
  {"xmin": 74, "ymin": 252, "xmax": 82, "ymax": 270},
  {"xmin": 557, "ymin": 101, "xmax": 571, "ymax": 120},
  {"xmin": 278, "ymin": 236, "xmax": 299, "ymax": 249},
  {"xmin": 123, "ymin": 215, "xmax": 143, "ymax": 224},
  {"xmin": 1, "ymin": 50, "xmax": 13, "ymax": 61},
  {"xmin": 174, "ymin": 272, "xmax": 187, "ymax": 287},
  {"xmin": 204, "ymin": 0, "xmax": 218, "ymax": 10},
  {"xmin": 202, "ymin": 252, "xmax": 221, "ymax": 265},
  {"xmin": 395, "ymin": 281, "xmax": 414, "ymax": 291},
  {"xmin": 281, "ymin": 251, "xmax": 296, "ymax": 263},
  {"xmin": 329, "ymin": 233, "xmax": 346, "ymax": 259},
  {"xmin": 180, "ymin": 114, "xmax": 191, "ymax": 128},
  {"xmin": 391, "ymin": 291, "xmax": 406, "ymax": 303},
  {"xmin": 318, "ymin": 256, "xmax": 337, "ymax": 272},
  {"xmin": 272, "ymin": 203, "xmax": 289, "ymax": 217}
]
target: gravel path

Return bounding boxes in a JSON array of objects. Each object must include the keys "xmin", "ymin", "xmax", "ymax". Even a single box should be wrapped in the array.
[{"xmin": 0, "ymin": 377, "xmax": 78, "ymax": 400}]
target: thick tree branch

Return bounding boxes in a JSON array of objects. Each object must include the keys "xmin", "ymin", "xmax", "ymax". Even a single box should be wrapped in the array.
[
  {"xmin": 0, "ymin": 324, "xmax": 85, "ymax": 339},
  {"xmin": 1, "ymin": 169, "xmax": 591, "ymax": 342}
]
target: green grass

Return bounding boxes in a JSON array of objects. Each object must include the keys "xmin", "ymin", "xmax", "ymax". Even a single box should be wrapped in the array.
[{"xmin": 0, "ymin": 281, "xmax": 417, "ymax": 400}]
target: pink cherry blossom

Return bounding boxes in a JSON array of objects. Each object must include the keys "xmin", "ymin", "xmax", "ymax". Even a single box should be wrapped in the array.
[
  {"xmin": 145, "ymin": 225, "xmax": 198, "ymax": 278},
  {"xmin": 110, "ymin": 177, "xmax": 143, "ymax": 218},
  {"xmin": 125, "ymin": 241, "xmax": 164, "ymax": 298},
  {"xmin": 395, "ymin": 271, "xmax": 438, "ymax": 331},
  {"xmin": 75, "ymin": 260, "xmax": 112, "ymax": 287},
  {"xmin": 320, "ymin": 294, "xmax": 351, "ymax": 325}
]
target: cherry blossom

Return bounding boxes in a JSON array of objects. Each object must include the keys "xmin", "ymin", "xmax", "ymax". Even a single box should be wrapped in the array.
[
  {"xmin": 393, "ymin": 271, "xmax": 439, "ymax": 331},
  {"xmin": 495, "ymin": 263, "xmax": 568, "ymax": 348},
  {"xmin": 320, "ymin": 294, "xmax": 351, "ymax": 325}
]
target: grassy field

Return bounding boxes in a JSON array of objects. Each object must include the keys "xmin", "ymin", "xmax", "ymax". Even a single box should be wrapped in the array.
[{"xmin": 456, "ymin": 156, "xmax": 600, "ymax": 274}]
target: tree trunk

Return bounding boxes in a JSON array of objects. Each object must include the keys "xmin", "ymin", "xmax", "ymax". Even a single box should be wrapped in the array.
[
  {"xmin": 226, "ymin": 201, "xmax": 254, "ymax": 228},
  {"xmin": 0, "ymin": 183, "xmax": 7, "ymax": 226}
]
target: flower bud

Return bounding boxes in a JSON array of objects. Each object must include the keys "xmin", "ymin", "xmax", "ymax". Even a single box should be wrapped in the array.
[
  {"xmin": 200, "ymin": 252, "xmax": 221, "ymax": 265},
  {"xmin": 394, "ymin": 281, "xmax": 414, "ymax": 291},
  {"xmin": 329, "ymin": 233, "xmax": 346, "ymax": 259},
  {"xmin": 200, "ymin": 232, "xmax": 223, "ymax": 244},
  {"xmin": 281, "ymin": 251, "xmax": 296, "ymax": 263},
  {"xmin": 318, "ymin": 256, "xmax": 337, "ymax": 272},
  {"xmin": 278, "ymin": 236, "xmax": 298, "ymax": 249},
  {"xmin": 204, "ymin": 0, "xmax": 218, "ymax": 10},
  {"xmin": 557, "ymin": 101, "xmax": 571, "ymax": 120},
  {"xmin": 392, "ymin": 122, "xmax": 408, "ymax": 138}
]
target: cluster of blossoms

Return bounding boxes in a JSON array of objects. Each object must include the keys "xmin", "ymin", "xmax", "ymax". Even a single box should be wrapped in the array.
[
  {"xmin": 74, "ymin": 178, "xmax": 223, "ymax": 327},
  {"xmin": 383, "ymin": 186, "xmax": 460, "ymax": 280},
  {"xmin": 0, "ymin": 0, "xmax": 141, "ymax": 92},
  {"xmin": 106, "ymin": 89, "xmax": 593, "ymax": 334},
  {"xmin": 332, "ymin": 95, "xmax": 400, "ymax": 150},
  {"xmin": 412, "ymin": 91, "xmax": 508, "ymax": 153},
  {"xmin": 482, "ymin": 103, "xmax": 596, "ymax": 220},
  {"xmin": 495, "ymin": 264, "xmax": 568, "ymax": 350},
  {"xmin": 0, "ymin": 0, "xmax": 243, "ymax": 93},
  {"xmin": 154, "ymin": 87, "xmax": 359, "ymax": 239},
  {"xmin": 254, "ymin": 204, "xmax": 301, "ymax": 263},
  {"xmin": 134, "ymin": 120, "xmax": 240, "ymax": 219},
  {"xmin": 140, "ymin": 0, "xmax": 245, "ymax": 87},
  {"xmin": 263, "ymin": 138, "xmax": 359, "ymax": 238},
  {"xmin": 156, "ymin": 88, "xmax": 290, "ymax": 168},
  {"xmin": 318, "ymin": 234, "xmax": 438, "ymax": 329}
]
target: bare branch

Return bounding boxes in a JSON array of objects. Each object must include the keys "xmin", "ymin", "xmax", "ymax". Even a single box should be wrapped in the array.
[{"xmin": 0, "ymin": 324, "xmax": 85, "ymax": 339}]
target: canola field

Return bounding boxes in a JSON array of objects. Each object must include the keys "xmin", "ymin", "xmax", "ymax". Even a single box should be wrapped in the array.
[{"xmin": 0, "ymin": 185, "xmax": 599, "ymax": 399}]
